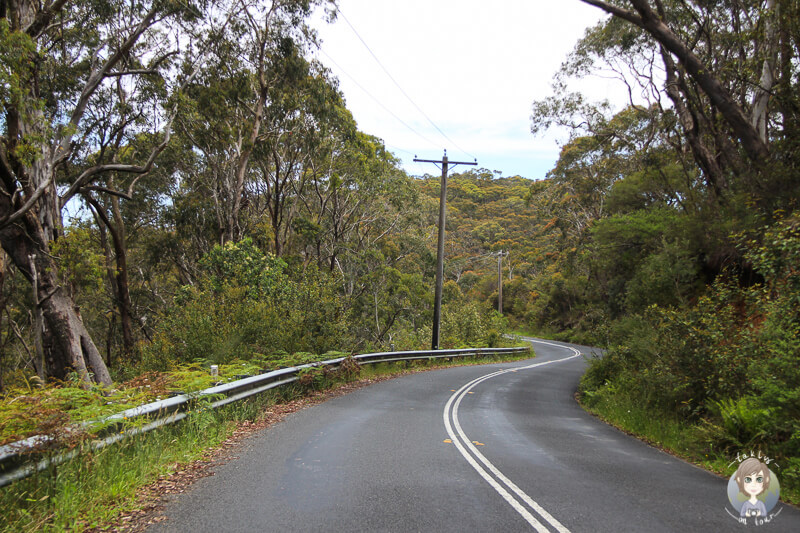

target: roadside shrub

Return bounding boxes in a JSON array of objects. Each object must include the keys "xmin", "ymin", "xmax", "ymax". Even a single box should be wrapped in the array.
[
  {"xmin": 140, "ymin": 241, "xmax": 348, "ymax": 369},
  {"xmin": 337, "ymin": 355, "xmax": 361, "ymax": 379},
  {"xmin": 297, "ymin": 366, "xmax": 325, "ymax": 389},
  {"xmin": 440, "ymin": 301, "xmax": 507, "ymax": 348},
  {"xmin": 581, "ymin": 218, "xmax": 800, "ymax": 495}
]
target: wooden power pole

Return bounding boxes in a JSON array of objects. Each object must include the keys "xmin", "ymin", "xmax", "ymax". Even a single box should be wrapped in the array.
[
  {"xmin": 414, "ymin": 150, "xmax": 476, "ymax": 350},
  {"xmin": 496, "ymin": 250, "xmax": 508, "ymax": 314}
]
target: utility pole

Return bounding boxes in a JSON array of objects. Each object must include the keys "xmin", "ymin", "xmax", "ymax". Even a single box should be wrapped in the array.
[
  {"xmin": 497, "ymin": 250, "xmax": 503, "ymax": 315},
  {"xmin": 495, "ymin": 250, "xmax": 508, "ymax": 314},
  {"xmin": 414, "ymin": 150, "xmax": 477, "ymax": 350}
]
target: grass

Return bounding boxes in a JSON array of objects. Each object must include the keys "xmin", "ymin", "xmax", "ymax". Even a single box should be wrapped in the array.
[
  {"xmin": 0, "ymin": 349, "xmax": 533, "ymax": 532},
  {"xmin": 578, "ymin": 388, "xmax": 800, "ymax": 507},
  {"xmin": 0, "ymin": 394, "xmax": 244, "ymax": 532}
]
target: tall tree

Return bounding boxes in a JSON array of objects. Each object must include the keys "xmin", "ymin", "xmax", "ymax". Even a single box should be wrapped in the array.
[
  {"xmin": 0, "ymin": 0, "xmax": 234, "ymax": 385},
  {"xmin": 174, "ymin": 0, "xmax": 333, "ymax": 245},
  {"xmin": 575, "ymin": 0, "xmax": 798, "ymax": 202}
]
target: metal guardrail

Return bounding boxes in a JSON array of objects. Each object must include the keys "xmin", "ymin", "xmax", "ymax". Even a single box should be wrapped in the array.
[{"xmin": 0, "ymin": 345, "xmax": 530, "ymax": 488}]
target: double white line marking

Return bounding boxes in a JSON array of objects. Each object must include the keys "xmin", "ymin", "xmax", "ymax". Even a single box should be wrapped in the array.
[{"xmin": 442, "ymin": 340, "xmax": 580, "ymax": 532}]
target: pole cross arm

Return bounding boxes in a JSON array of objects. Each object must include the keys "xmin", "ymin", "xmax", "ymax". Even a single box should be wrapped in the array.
[
  {"xmin": 414, "ymin": 158, "xmax": 477, "ymax": 171},
  {"xmin": 413, "ymin": 158, "xmax": 477, "ymax": 165}
]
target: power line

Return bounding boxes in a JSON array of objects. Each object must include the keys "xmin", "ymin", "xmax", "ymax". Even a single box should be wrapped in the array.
[
  {"xmin": 383, "ymin": 142, "xmax": 416, "ymax": 158},
  {"xmin": 447, "ymin": 251, "xmax": 497, "ymax": 268},
  {"xmin": 337, "ymin": 8, "xmax": 477, "ymax": 161},
  {"xmin": 317, "ymin": 48, "xmax": 441, "ymax": 152}
]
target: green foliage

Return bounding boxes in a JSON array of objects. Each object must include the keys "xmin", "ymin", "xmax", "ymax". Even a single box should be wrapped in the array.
[
  {"xmin": 198, "ymin": 239, "xmax": 288, "ymax": 298},
  {"xmin": 0, "ymin": 382, "xmax": 149, "ymax": 446},
  {"xmin": 0, "ymin": 19, "xmax": 45, "ymax": 166},
  {"xmin": 0, "ymin": 348, "xmax": 529, "ymax": 532},
  {"xmin": 438, "ymin": 301, "xmax": 507, "ymax": 349},
  {"xmin": 622, "ymin": 239, "xmax": 700, "ymax": 313},
  {"xmin": 0, "ymin": 3, "xmax": 537, "ymax": 525},
  {"xmin": 297, "ymin": 366, "xmax": 326, "ymax": 389},
  {"xmin": 581, "ymin": 218, "xmax": 800, "ymax": 497},
  {"xmin": 0, "ymin": 391, "xmax": 252, "ymax": 532},
  {"xmin": 50, "ymin": 227, "xmax": 105, "ymax": 295},
  {"xmin": 8, "ymin": 0, "xmax": 800, "ymax": 515},
  {"xmin": 143, "ymin": 243, "xmax": 347, "ymax": 367},
  {"xmin": 708, "ymin": 396, "xmax": 773, "ymax": 450}
]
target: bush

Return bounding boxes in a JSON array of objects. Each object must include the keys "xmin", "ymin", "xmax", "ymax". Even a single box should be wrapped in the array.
[
  {"xmin": 580, "ymin": 218, "xmax": 800, "ymax": 496},
  {"xmin": 440, "ymin": 301, "xmax": 507, "ymax": 348},
  {"xmin": 140, "ymin": 242, "xmax": 348, "ymax": 369}
]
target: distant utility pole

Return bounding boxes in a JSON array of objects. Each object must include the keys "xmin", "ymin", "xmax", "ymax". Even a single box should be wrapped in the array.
[
  {"xmin": 496, "ymin": 250, "xmax": 508, "ymax": 314},
  {"xmin": 414, "ymin": 150, "xmax": 477, "ymax": 350}
]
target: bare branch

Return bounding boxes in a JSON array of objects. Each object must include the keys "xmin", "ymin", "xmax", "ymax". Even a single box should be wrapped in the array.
[
  {"xmin": 80, "ymin": 186, "xmax": 133, "ymax": 201},
  {"xmin": 104, "ymin": 69, "xmax": 160, "ymax": 77},
  {"xmin": 58, "ymin": 5, "xmax": 162, "ymax": 158},
  {"xmin": 60, "ymin": 164, "xmax": 147, "ymax": 206},
  {"xmin": 580, "ymin": 0, "xmax": 644, "ymax": 25},
  {"xmin": 582, "ymin": 0, "xmax": 770, "ymax": 162},
  {"xmin": 0, "ymin": 176, "xmax": 53, "ymax": 230}
]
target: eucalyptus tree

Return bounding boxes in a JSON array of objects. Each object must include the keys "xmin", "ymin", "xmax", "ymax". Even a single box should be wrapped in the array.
[
  {"xmin": 175, "ymin": 49, "xmax": 345, "ymax": 255},
  {"xmin": 297, "ymin": 132, "xmax": 408, "ymax": 271},
  {"xmin": 536, "ymin": 0, "xmax": 798, "ymax": 205},
  {"xmin": 0, "ymin": 0, "xmax": 272, "ymax": 385},
  {"xmin": 250, "ymin": 54, "xmax": 350, "ymax": 256},
  {"xmin": 81, "ymin": 147, "xmax": 175, "ymax": 361},
  {"xmin": 174, "ymin": 0, "xmax": 335, "ymax": 246}
]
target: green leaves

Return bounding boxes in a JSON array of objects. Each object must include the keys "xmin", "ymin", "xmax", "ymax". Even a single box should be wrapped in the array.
[
  {"xmin": 738, "ymin": 218, "xmax": 800, "ymax": 298},
  {"xmin": 143, "ymin": 243, "xmax": 349, "ymax": 366},
  {"xmin": 50, "ymin": 227, "xmax": 106, "ymax": 294},
  {"xmin": 199, "ymin": 238, "xmax": 288, "ymax": 299}
]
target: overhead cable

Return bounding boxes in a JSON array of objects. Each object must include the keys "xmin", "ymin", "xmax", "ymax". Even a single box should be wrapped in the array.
[
  {"xmin": 318, "ymin": 48, "xmax": 441, "ymax": 152},
  {"xmin": 337, "ymin": 8, "xmax": 478, "ymax": 161}
]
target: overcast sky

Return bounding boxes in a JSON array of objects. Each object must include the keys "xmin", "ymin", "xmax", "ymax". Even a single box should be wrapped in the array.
[{"xmin": 310, "ymin": 0, "xmax": 620, "ymax": 180}]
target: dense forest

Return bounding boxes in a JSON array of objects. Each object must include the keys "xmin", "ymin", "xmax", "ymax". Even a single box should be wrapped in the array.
[
  {"xmin": 0, "ymin": 0, "xmax": 513, "ymax": 392},
  {"xmin": 532, "ymin": 0, "xmax": 800, "ymax": 493},
  {"xmin": 1, "ymin": 0, "xmax": 799, "ymax": 497}
]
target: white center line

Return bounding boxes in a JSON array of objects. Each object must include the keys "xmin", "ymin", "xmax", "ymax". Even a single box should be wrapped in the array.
[{"xmin": 443, "ymin": 340, "xmax": 581, "ymax": 532}]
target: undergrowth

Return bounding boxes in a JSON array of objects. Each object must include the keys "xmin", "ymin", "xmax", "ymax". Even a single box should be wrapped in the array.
[
  {"xmin": 578, "ymin": 219, "xmax": 800, "ymax": 507},
  {"xmin": 0, "ymin": 348, "xmax": 532, "ymax": 532},
  {"xmin": 0, "ymin": 353, "xmax": 349, "ymax": 447}
]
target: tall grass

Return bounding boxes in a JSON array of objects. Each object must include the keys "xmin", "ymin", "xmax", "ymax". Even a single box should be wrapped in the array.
[{"xmin": 0, "ymin": 393, "xmax": 270, "ymax": 532}]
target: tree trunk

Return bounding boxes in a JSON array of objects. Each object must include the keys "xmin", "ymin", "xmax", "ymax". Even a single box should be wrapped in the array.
[
  {"xmin": 0, "ymin": 210, "xmax": 112, "ymax": 386},
  {"xmin": 777, "ymin": 0, "xmax": 799, "ymax": 141},
  {"xmin": 86, "ymin": 193, "xmax": 135, "ymax": 359},
  {"xmin": 660, "ymin": 47, "xmax": 728, "ymax": 197},
  {"xmin": 109, "ymin": 194, "xmax": 135, "ymax": 355},
  {"xmin": 581, "ymin": 0, "xmax": 771, "ymax": 163},
  {"xmin": 750, "ymin": 0, "xmax": 779, "ymax": 143}
]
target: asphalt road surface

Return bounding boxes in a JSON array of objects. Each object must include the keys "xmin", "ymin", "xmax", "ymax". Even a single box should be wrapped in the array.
[{"xmin": 150, "ymin": 338, "xmax": 800, "ymax": 532}]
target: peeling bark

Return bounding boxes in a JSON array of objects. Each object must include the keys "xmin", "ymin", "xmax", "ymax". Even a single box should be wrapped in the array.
[{"xmin": 751, "ymin": 0, "xmax": 779, "ymax": 143}]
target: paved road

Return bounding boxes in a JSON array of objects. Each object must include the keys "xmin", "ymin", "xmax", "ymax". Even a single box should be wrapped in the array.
[{"xmin": 151, "ymin": 338, "xmax": 800, "ymax": 532}]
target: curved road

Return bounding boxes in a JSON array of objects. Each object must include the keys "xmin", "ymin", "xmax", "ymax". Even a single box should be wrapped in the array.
[{"xmin": 150, "ymin": 338, "xmax": 800, "ymax": 532}]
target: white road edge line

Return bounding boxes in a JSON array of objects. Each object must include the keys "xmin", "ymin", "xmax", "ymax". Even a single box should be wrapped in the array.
[{"xmin": 443, "ymin": 340, "xmax": 581, "ymax": 533}]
